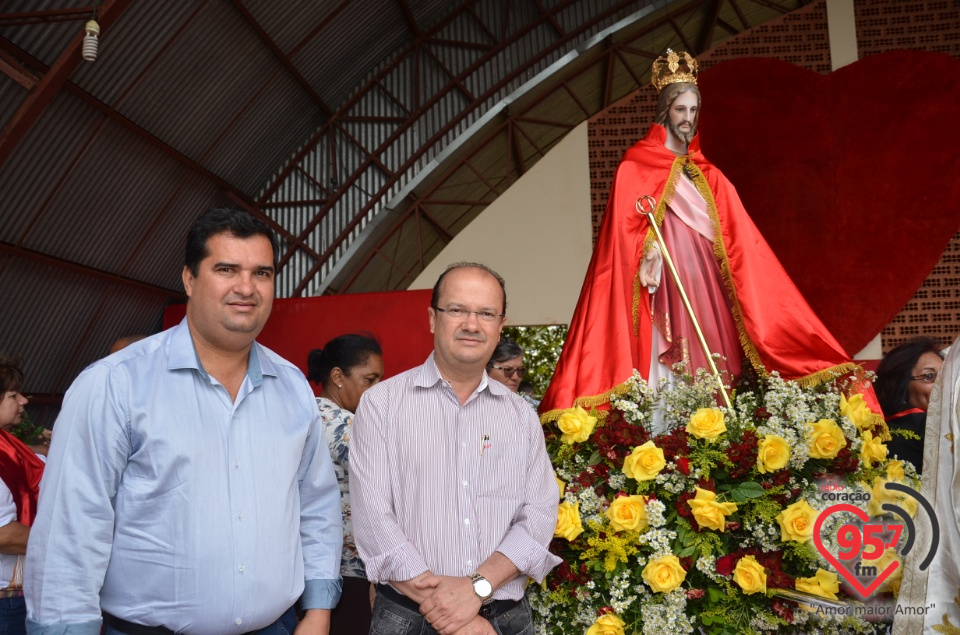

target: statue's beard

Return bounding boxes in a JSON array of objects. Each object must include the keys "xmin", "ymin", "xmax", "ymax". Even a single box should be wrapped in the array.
[{"xmin": 668, "ymin": 120, "xmax": 696, "ymax": 145}]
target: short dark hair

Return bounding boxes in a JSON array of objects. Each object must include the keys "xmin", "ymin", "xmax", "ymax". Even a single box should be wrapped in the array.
[
  {"xmin": 307, "ymin": 334, "xmax": 382, "ymax": 388},
  {"xmin": 431, "ymin": 262, "xmax": 507, "ymax": 315},
  {"xmin": 874, "ymin": 337, "xmax": 944, "ymax": 416},
  {"xmin": 487, "ymin": 338, "xmax": 523, "ymax": 367},
  {"xmin": 0, "ymin": 355, "xmax": 24, "ymax": 395},
  {"xmin": 184, "ymin": 208, "xmax": 278, "ymax": 277}
]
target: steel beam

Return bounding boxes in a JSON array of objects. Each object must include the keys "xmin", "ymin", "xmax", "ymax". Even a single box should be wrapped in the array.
[
  {"xmin": 0, "ymin": 0, "xmax": 134, "ymax": 172},
  {"xmin": 0, "ymin": 240, "xmax": 184, "ymax": 299}
]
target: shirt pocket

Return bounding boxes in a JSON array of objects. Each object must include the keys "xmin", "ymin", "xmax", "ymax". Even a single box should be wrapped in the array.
[{"xmin": 477, "ymin": 437, "xmax": 525, "ymax": 500}]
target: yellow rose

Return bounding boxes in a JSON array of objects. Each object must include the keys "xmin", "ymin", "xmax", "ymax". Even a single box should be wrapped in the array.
[
  {"xmin": 795, "ymin": 569, "xmax": 840, "ymax": 600},
  {"xmin": 585, "ymin": 614, "xmax": 626, "ymax": 635},
  {"xmin": 623, "ymin": 441, "xmax": 666, "ymax": 481},
  {"xmin": 557, "ymin": 406, "xmax": 597, "ymax": 444},
  {"xmin": 807, "ymin": 419, "xmax": 847, "ymax": 459},
  {"xmin": 865, "ymin": 477, "xmax": 918, "ymax": 517},
  {"xmin": 840, "ymin": 393, "xmax": 874, "ymax": 431},
  {"xmin": 775, "ymin": 499, "xmax": 819, "ymax": 543},
  {"xmin": 641, "ymin": 554, "xmax": 687, "ymax": 593},
  {"xmin": 686, "ymin": 407, "xmax": 727, "ymax": 441},
  {"xmin": 555, "ymin": 475, "xmax": 566, "ymax": 500},
  {"xmin": 555, "ymin": 501, "xmax": 584, "ymax": 541},
  {"xmin": 606, "ymin": 495, "xmax": 648, "ymax": 533},
  {"xmin": 874, "ymin": 548, "xmax": 903, "ymax": 595},
  {"xmin": 860, "ymin": 429, "xmax": 888, "ymax": 468},
  {"xmin": 687, "ymin": 487, "xmax": 738, "ymax": 532},
  {"xmin": 733, "ymin": 555, "xmax": 767, "ymax": 595},
  {"xmin": 757, "ymin": 435, "xmax": 790, "ymax": 473},
  {"xmin": 886, "ymin": 459, "xmax": 905, "ymax": 482}
]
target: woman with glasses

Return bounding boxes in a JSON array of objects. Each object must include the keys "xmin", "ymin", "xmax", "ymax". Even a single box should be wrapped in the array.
[
  {"xmin": 874, "ymin": 337, "xmax": 945, "ymax": 474},
  {"xmin": 486, "ymin": 339, "xmax": 525, "ymax": 392},
  {"xmin": 487, "ymin": 338, "xmax": 541, "ymax": 409},
  {"xmin": 307, "ymin": 335, "xmax": 384, "ymax": 635}
]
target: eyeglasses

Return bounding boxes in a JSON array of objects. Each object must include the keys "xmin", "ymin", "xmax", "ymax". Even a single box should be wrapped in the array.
[
  {"xmin": 910, "ymin": 372, "xmax": 938, "ymax": 384},
  {"xmin": 433, "ymin": 306, "xmax": 504, "ymax": 322},
  {"xmin": 490, "ymin": 364, "xmax": 525, "ymax": 377}
]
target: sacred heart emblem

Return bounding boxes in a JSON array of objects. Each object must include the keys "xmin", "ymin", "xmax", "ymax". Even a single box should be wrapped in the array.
[{"xmin": 698, "ymin": 51, "xmax": 960, "ymax": 355}]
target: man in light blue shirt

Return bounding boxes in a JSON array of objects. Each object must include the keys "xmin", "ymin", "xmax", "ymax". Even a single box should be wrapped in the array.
[{"xmin": 25, "ymin": 209, "xmax": 342, "ymax": 635}]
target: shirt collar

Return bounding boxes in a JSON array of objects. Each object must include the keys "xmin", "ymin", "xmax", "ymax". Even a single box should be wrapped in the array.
[
  {"xmin": 167, "ymin": 318, "xmax": 276, "ymax": 387},
  {"xmin": 415, "ymin": 351, "xmax": 511, "ymax": 397}
]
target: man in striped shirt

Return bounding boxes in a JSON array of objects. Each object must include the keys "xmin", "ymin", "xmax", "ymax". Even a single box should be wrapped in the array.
[{"xmin": 352, "ymin": 262, "xmax": 561, "ymax": 635}]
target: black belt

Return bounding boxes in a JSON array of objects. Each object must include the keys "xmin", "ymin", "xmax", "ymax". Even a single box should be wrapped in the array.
[
  {"xmin": 375, "ymin": 583, "xmax": 523, "ymax": 620},
  {"xmin": 102, "ymin": 614, "xmax": 175, "ymax": 635},
  {"xmin": 103, "ymin": 606, "xmax": 296, "ymax": 635}
]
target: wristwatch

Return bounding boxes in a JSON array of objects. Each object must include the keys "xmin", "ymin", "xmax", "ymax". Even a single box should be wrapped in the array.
[{"xmin": 469, "ymin": 572, "xmax": 494, "ymax": 604}]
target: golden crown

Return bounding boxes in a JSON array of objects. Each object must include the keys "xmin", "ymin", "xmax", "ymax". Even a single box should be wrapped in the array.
[{"xmin": 651, "ymin": 49, "xmax": 699, "ymax": 92}]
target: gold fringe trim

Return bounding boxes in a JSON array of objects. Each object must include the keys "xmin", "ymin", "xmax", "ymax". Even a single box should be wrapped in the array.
[
  {"xmin": 792, "ymin": 362, "xmax": 858, "ymax": 388},
  {"xmin": 539, "ymin": 380, "xmax": 634, "ymax": 424},
  {"xmin": 632, "ymin": 270, "xmax": 642, "ymax": 335},
  {"xmin": 634, "ymin": 158, "xmax": 684, "ymax": 335},
  {"xmin": 682, "ymin": 161, "xmax": 768, "ymax": 378}
]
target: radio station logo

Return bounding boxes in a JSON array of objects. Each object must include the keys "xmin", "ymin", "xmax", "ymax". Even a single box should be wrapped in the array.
[{"xmin": 813, "ymin": 478, "xmax": 939, "ymax": 601}]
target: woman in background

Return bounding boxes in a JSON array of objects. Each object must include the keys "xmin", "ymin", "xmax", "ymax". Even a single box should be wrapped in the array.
[
  {"xmin": 486, "ymin": 338, "xmax": 525, "ymax": 392},
  {"xmin": 307, "ymin": 335, "xmax": 384, "ymax": 635},
  {"xmin": 874, "ymin": 337, "xmax": 944, "ymax": 474},
  {"xmin": 0, "ymin": 356, "xmax": 48, "ymax": 635},
  {"xmin": 487, "ymin": 338, "xmax": 541, "ymax": 408}
]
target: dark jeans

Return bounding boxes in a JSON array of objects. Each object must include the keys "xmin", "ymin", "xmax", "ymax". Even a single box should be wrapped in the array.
[
  {"xmin": 370, "ymin": 586, "xmax": 532, "ymax": 635},
  {"xmin": 103, "ymin": 606, "xmax": 297, "ymax": 635},
  {"xmin": 0, "ymin": 596, "xmax": 26, "ymax": 635}
]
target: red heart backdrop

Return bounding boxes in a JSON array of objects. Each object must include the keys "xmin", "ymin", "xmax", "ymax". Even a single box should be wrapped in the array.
[{"xmin": 696, "ymin": 51, "xmax": 960, "ymax": 355}]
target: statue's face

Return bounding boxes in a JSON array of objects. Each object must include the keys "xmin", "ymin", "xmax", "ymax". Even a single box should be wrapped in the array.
[{"xmin": 666, "ymin": 90, "xmax": 699, "ymax": 146}]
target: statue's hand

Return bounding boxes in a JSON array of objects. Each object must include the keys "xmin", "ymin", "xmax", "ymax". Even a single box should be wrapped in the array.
[{"xmin": 639, "ymin": 245, "xmax": 662, "ymax": 288}]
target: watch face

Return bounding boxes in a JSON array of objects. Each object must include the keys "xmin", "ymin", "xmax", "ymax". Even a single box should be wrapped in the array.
[{"xmin": 474, "ymin": 578, "xmax": 493, "ymax": 598}]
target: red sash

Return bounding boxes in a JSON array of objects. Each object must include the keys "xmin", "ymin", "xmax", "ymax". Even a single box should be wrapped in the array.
[
  {"xmin": 887, "ymin": 407, "xmax": 925, "ymax": 422},
  {"xmin": 0, "ymin": 429, "xmax": 45, "ymax": 526}
]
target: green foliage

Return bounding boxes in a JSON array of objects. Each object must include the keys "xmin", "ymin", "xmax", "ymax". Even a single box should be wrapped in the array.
[
  {"xmin": 689, "ymin": 444, "xmax": 732, "ymax": 476},
  {"xmin": 889, "ymin": 428, "xmax": 920, "ymax": 441},
  {"xmin": 10, "ymin": 409, "xmax": 45, "ymax": 445},
  {"xmin": 502, "ymin": 325, "xmax": 568, "ymax": 397}
]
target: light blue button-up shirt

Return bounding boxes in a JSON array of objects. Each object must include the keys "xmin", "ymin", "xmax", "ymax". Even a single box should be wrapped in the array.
[{"xmin": 25, "ymin": 320, "xmax": 342, "ymax": 635}]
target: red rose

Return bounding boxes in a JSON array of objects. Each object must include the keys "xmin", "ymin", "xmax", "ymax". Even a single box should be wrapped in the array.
[
  {"xmin": 715, "ymin": 554, "xmax": 736, "ymax": 576},
  {"xmin": 677, "ymin": 457, "xmax": 691, "ymax": 475}
]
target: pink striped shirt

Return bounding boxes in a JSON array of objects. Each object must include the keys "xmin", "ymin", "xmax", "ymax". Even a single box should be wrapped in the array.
[{"xmin": 351, "ymin": 353, "xmax": 561, "ymax": 601}]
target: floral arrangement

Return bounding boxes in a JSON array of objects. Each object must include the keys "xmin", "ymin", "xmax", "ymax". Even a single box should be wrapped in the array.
[{"xmin": 529, "ymin": 366, "xmax": 917, "ymax": 635}]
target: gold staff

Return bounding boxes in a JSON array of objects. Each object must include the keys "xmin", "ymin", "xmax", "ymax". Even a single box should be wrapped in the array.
[{"xmin": 636, "ymin": 195, "xmax": 732, "ymax": 410}]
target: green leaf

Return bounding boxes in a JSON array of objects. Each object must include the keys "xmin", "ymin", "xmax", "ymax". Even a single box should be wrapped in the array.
[
  {"xmin": 588, "ymin": 451, "xmax": 601, "ymax": 466},
  {"xmin": 733, "ymin": 481, "xmax": 765, "ymax": 499},
  {"xmin": 678, "ymin": 545, "xmax": 697, "ymax": 557},
  {"xmin": 708, "ymin": 587, "xmax": 725, "ymax": 603}
]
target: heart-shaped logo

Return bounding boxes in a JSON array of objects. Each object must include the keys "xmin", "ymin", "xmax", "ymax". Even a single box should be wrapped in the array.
[{"xmin": 812, "ymin": 503, "xmax": 900, "ymax": 598}]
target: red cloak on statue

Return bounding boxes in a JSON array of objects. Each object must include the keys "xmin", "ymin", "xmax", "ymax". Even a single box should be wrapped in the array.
[{"xmin": 540, "ymin": 124, "xmax": 863, "ymax": 422}]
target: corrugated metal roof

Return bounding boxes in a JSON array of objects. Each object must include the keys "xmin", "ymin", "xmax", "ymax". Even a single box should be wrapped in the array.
[{"xmin": 0, "ymin": 0, "xmax": 805, "ymax": 405}]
